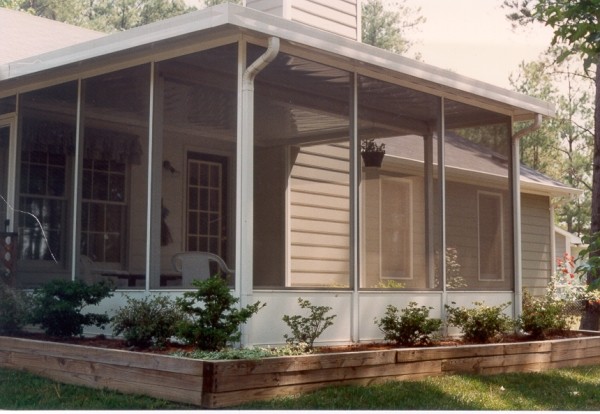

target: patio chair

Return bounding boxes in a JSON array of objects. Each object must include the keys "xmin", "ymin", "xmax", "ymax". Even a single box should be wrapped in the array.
[
  {"xmin": 171, "ymin": 252, "xmax": 234, "ymax": 287},
  {"xmin": 79, "ymin": 255, "xmax": 128, "ymax": 287}
]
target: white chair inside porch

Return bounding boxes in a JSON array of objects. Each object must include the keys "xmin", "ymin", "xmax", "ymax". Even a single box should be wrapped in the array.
[
  {"xmin": 171, "ymin": 252, "xmax": 234, "ymax": 287},
  {"xmin": 79, "ymin": 255, "xmax": 130, "ymax": 287}
]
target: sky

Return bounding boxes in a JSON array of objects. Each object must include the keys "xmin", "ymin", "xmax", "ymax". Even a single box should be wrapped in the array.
[
  {"xmin": 392, "ymin": 0, "xmax": 554, "ymax": 88},
  {"xmin": 186, "ymin": 0, "xmax": 555, "ymax": 89}
]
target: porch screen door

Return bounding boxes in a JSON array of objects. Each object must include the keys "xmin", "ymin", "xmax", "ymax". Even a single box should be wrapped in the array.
[{"xmin": 186, "ymin": 153, "xmax": 228, "ymax": 260}]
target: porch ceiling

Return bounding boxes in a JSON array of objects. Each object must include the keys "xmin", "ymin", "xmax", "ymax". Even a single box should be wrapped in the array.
[{"xmin": 0, "ymin": 3, "xmax": 554, "ymax": 123}]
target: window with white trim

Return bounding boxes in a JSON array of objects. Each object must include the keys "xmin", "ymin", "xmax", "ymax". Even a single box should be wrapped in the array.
[
  {"xmin": 80, "ymin": 159, "xmax": 127, "ymax": 263},
  {"xmin": 478, "ymin": 191, "xmax": 503, "ymax": 281},
  {"xmin": 380, "ymin": 176, "xmax": 412, "ymax": 280}
]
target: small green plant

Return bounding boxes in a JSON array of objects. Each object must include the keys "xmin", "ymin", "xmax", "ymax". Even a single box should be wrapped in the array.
[
  {"xmin": 518, "ymin": 290, "xmax": 571, "ymax": 339},
  {"xmin": 0, "ymin": 282, "xmax": 31, "ymax": 334},
  {"xmin": 376, "ymin": 302, "xmax": 442, "ymax": 346},
  {"xmin": 371, "ymin": 279, "xmax": 406, "ymax": 289},
  {"xmin": 361, "ymin": 138, "xmax": 385, "ymax": 153},
  {"xmin": 175, "ymin": 276, "xmax": 265, "ymax": 351},
  {"xmin": 172, "ymin": 343, "xmax": 311, "ymax": 360},
  {"xmin": 112, "ymin": 295, "xmax": 183, "ymax": 349},
  {"xmin": 282, "ymin": 298, "xmax": 336, "ymax": 350},
  {"xmin": 29, "ymin": 279, "xmax": 113, "ymax": 337},
  {"xmin": 445, "ymin": 301, "xmax": 513, "ymax": 343}
]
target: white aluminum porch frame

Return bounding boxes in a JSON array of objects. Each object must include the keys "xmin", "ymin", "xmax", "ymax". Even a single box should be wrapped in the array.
[{"xmin": 0, "ymin": 3, "xmax": 548, "ymax": 338}]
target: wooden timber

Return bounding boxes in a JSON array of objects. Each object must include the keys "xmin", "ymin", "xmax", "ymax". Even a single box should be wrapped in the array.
[{"xmin": 2, "ymin": 334, "xmax": 600, "ymax": 408}]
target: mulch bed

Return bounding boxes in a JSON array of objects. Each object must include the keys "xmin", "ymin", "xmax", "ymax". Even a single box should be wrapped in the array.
[{"xmin": 5, "ymin": 330, "xmax": 589, "ymax": 356}]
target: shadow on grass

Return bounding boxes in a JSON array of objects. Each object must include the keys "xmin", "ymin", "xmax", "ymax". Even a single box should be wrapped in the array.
[{"xmin": 235, "ymin": 366, "xmax": 600, "ymax": 410}]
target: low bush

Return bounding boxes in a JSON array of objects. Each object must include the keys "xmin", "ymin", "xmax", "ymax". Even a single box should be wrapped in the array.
[
  {"xmin": 518, "ymin": 290, "xmax": 571, "ymax": 339},
  {"xmin": 112, "ymin": 295, "xmax": 183, "ymax": 348},
  {"xmin": 445, "ymin": 301, "xmax": 513, "ymax": 343},
  {"xmin": 376, "ymin": 302, "xmax": 442, "ymax": 346},
  {"xmin": 175, "ymin": 276, "xmax": 265, "ymax": 351},
  {"xmin": 0, "ymin": 282, "xmax": 31, "ymax": 334},
  {"xmin": 29, "ymin": 279, "xmax": 113, "ymax": 337},
  {"xmin": 282, "ymin": 298, "xmax": 337, "ymax": 350}
]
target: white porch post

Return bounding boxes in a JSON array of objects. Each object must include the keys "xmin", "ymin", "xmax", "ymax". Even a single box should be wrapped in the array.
[
  {"xmin": 237, "ymin": 37, "xmax": 280, "ymax": 346},
  {"xmin": 511, "ymin": 114, "xmax": 542, "ymax": 319},
  {"xmin": 512, "ymin": 128, "xmax": 523, "ymax": 319},
  {"xmin": 350, "ymin": 73, "xmax": 359, "ymax": 342}
]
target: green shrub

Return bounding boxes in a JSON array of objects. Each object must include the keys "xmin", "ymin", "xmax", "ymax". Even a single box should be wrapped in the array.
[
  {"xmin": 445, "ymin": 301, "xmax": 513, "ymax": 343},
  {"xmin": 112, "ymin": 295, "xmax": 183, "ymax": 348},
  {"xmin": 376, "ymin": 302, "xmax": 442, "ymax": 346},
  {"xmin": 0, "ymin": 282, "xmax": 31, "ymax": 334},
  {"xmin": 175, "ymin": 276, "xmax": 265, "ymax": 351},
  {"xmin": 29, "ymin": 279, "xmax": 113, "ymax": 337},
  {"xmin": 282, "ymin": 298, "xmax": 336, "ymax": 350},
  {"xmin": 519, "ymin": 290, "xmax": 571, "ymax": 339}
]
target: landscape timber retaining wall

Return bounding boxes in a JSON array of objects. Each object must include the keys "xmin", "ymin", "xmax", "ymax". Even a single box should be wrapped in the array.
[{"xmin": 2, "ymin": 334, "xmax": 600, "ymax": 408}]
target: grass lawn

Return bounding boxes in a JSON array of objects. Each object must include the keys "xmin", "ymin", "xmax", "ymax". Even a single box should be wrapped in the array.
[{"xmin": 3, "ymin": 365, "xmax": 600, "ymax": 410}]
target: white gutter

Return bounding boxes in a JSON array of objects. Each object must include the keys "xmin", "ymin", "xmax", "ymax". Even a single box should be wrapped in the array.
[
  {"xmin": 237, "ymin": 36, "xmax": 280, "ymax": 347},
  {"xmin": 512, "ymin": 114, "xmax": 543, "ymax": 321}
]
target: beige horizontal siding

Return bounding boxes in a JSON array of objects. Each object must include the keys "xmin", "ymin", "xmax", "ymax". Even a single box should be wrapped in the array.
[
  {"xmin": 521, "ymin": 193, "xmax": 552, "ymax": 296},
  {"xmin": 289, "ymin": 143, "xmax": 350, "ymax": 287}
]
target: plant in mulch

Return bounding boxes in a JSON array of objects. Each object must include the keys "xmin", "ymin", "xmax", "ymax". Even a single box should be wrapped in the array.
[
  {"xmin": 445, "ymin": 301, "xmax": 514, "ymax": 343},
  {"xmin": 282, "ymin": 298, "xmax": 337, "ymax": 350},
  {"xmin": 112, "ymin": 295, "xmax": 183, "ymax": 349},
  {"xmin": 0, "ymin": 281, "xmax": 31, "ymax": 334},
  {"xmin": 518, "ymin": 290, "xmax": 571, "ymax": 339},
  {"xmin": 29, "ymin": 279, "xmax": 113, "ymax": 337},
  {"xmin": 175, "ymin": 276, "xmax": 265, "ymax": 351},
  {"xmin": 376, "ymin": 302, "xmax": 442, "ymax": 346}
]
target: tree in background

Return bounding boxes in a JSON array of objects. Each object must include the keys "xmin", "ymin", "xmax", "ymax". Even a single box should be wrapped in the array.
[
  {"xmin": 2, "ymin": 0, "xmax": 195, "ymax": 32},
  {"xmin": 504, "ymin": 0, "xmax": 600, "ymax": 329},
  {"xmin": 361, "ymin": 0, "xmax": 424, "ymax": 55},
  {"xmin": 510, "ymin": 52, "xmax": 594, "ymax": 237}
]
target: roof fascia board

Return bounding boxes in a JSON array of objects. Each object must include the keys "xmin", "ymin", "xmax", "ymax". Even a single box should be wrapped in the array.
[
  {"xmin": 226, "ymin": 6, "xmax": 555, "ymax": 118},
  {"xmin": 0, "ymin": 4, "xmax": 232, "ymax": 81},
  {"xmin": 0, "ymin": 30, "xmax": 241, "ymax": 97},
  {"xmin": 0, "ymin": 3, "xmax": 554, "ymax": 119}
]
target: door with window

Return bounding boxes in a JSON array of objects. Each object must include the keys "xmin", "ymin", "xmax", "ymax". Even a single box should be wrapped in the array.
[{"xmin": 186, "ymin": 153, "xmax": 228, "ymax": 261}]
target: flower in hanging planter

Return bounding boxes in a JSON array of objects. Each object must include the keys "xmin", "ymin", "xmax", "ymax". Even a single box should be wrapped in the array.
[
  {"xmin": 361, "ymin": 138, "xmax": 385, "ymax": 154},
  {"xmin": 361, "ymin": 139, "xmax": 386, "ymax": 168}
]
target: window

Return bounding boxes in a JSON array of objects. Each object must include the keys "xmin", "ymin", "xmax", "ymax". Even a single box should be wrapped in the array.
[
  {"xmin": 478, "ymin": 191, "xmax": 503, "ymax": 280},
  {"xmin": 186, "ymin": 153, "xmax": 228, "ymax": 258},
  {"xmin": 19, "ymin": 150, "xmax": 68, "ymax": 261},
  {"xmin": 80, "ymin": 159, "xmax": 127, "ymax": 263},
  {"xmin": 380, "ymin": 176, "xmax": 412, "ymax": 280}
]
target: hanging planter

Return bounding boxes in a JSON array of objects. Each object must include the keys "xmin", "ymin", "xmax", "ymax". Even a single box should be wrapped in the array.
[{"xmin": 361, "ymin": 139, "xmax": 385, "ymax": 168}]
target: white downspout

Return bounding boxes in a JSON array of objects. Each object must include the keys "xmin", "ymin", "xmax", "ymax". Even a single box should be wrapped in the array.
[
  {"xmin": 511, "ymin": 113, "xmax": 543, "ymax": 320},
  {"xmin": 237, "ymin": 37, "xmax": 280, "ymax": 347}
]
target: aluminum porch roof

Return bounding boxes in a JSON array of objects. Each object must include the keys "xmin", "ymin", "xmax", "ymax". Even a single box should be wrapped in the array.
[{"xmin": 0, "ymin": 3, "xmax": 553, "ymax": 121}]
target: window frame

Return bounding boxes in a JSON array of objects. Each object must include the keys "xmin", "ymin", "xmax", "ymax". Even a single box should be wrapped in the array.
[
  {"xmin": 477, "ymin": 190, "xmax": 505, "ymax": 282},
  {"xmin": 379, "ymin": 175, "xmax": 413, "ymax": 281}
]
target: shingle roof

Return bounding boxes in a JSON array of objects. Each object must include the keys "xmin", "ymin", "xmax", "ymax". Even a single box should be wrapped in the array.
[
  {"xmin": 380, "ymin": 132, "xmax": 577, "ymax": 197},
  {"xmin": 0, "ymin": 7, "xmax": 104, "ymax": 66}
]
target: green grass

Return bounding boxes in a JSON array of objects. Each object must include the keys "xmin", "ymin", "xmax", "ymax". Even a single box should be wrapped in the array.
[
  {"xmin": 235, "ymin": 366, "xmax": 600, "ymax": 410},
  {"xmin": 3, "ymin": 365, "xmax": 600, "ymax": 410},
  {"xmin": 0, "ymin": 368, "xmax": 195, "ymax": 410}
]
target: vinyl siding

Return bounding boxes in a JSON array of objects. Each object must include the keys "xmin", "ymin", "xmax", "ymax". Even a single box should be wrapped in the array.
[
  {"xmin": 246, "ymin": 0, "xmax": 359, "ymax": 40},
  {"xmin": 521, "ymin": 193, "xmax": 552, "ymax": 296},
  {"xmin": 289, "ymin": 143, "xmax": 350, "ymax": 287}
]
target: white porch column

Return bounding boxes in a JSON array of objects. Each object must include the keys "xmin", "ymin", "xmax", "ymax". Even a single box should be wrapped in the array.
[
  {"xmin": 511, "ymin": 114, "xmax": 542, "ymax": 319},
  {"xmin": 236, "ymin": 37, "xmax": 280, "ymax": 346}
]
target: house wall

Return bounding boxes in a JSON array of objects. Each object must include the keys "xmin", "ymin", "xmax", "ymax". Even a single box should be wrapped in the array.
[
  {"xmin": 288, "ymin": 143, "xmax": 351, "ymax": 287},
  {"xmin": 246, "ymin": 0, "xmax": 360, "ymax": 41},
  {"xmin": 521, "ymin": 193, "xmax": 553, "ymax": 296},
  {"xmin": 445, "ymin": 181, "xmax": 513, "ymax": 290}
]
